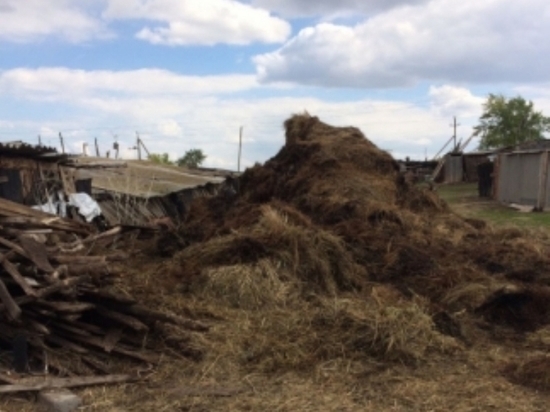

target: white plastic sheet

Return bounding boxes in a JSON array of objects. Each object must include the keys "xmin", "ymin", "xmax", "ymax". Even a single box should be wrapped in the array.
[
  {"xmin": 68, "ymin": 193, "xmax": 102, "ymax": 222},
  {"xmin": 32, "ymin": 192, "xmax": 102, "ymax": 222}
]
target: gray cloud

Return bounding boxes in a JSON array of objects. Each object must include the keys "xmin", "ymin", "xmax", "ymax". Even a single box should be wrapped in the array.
[
  {"xmin": 254, "ymin": 0, "xmax": 550, "ymax": 88},
  {"xmin": 250, "ymin": 0, "xmax": 429, "ymax": 18}
]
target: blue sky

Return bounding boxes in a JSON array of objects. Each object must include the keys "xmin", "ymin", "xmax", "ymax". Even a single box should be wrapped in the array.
[{"xmin": 1, "ymin": 0, "xmax": 550, "ymax": 169}]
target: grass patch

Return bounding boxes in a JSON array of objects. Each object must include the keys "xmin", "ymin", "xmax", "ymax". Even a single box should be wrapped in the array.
[{"xmin": 437, "ymin": 183, "xmax": 550, "ymax": 229}]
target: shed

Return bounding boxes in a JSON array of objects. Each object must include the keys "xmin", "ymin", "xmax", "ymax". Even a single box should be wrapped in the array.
[
  {"xmin": 0, "ymin": 141, "xmax": 73, "ymax": 205},
  {"xmin": 433, "ymin": 151, "xmax": 494, "ymax": 183},
  {"xmin": 71, "ymin": 158, "xmax": 233, "ymax": 226},
  {"xmin": 495, "ymin": 150, "xmax": 550, "ymax": 210}
]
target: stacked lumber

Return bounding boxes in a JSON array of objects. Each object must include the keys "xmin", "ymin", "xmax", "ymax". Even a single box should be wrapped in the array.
[{"xmin": 0, "ymin": 197, "xmax": 205, "ymax": 380}]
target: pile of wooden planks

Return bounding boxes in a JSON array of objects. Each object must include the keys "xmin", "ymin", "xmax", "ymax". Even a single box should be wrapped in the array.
[{"xmin": 0, "ymin": 197, "xmax": 205, "ymax": 382}]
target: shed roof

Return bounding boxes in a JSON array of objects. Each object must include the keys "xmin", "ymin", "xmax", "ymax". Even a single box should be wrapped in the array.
[
  {"xmin": 72, "ymin": 157, "xmax": 227, "ymax": 197},
  {"xmin": 0, "ymin": 140, "xmax": 70, "ymax": 161}
]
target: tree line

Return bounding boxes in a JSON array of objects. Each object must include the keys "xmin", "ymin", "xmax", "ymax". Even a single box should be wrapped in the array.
[
  {"xmin": 148, "ymin": 148, "xmax": 206, "ymax": 168},
  {"xmin": 475, "ymin": 94, "xmax": 550, "ymax": 150}
]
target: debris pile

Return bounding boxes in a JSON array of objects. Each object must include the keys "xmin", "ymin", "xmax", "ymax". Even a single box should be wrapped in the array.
[
  {"xmin": 0, "ymin": 196, "xmax": 206, "ymax": 384},
  {"xmin": 164, "ymin": 114, "xmax": 550, "ymax": 373}
]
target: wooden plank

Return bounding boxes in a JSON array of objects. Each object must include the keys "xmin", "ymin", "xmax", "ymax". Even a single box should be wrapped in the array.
[
  {"xmin": 0, "ymin": 217, "xmax": 90, "ymax": 236},
  {"xmin": 48, "ymin": 320, "xmax": 91, "ymax": 337},
  {"xmin": 69, "ymin": 334, "xmax": 159, "ymax": 364},
  {"xmin": 0, "ymin": 278, "xmax": 21, "ymax": 320},
  {"xmin": 0, "ymin": 236, "xmax": 28, "ymax": 258},
  {"xmin": 95, "ymin": 306, "xmax": 149, "ymax": 332},
  {"xmin": 0, "ymin": 276, "xmax": 91, "ymax": 313},
  {"xmin": 120, "ymin": 304, "xmax": 209, "ymax": 332},
  {"xmin": 0, "ymin": 254, "xmax": 37, "ymax": 297},
  {"xmin": 102, "ymin": 327, "xmax": 123, "ymax": 353},
  {"xmin": 36, "ymin": 301, "xmax": 95, "ymax": 314},
  {"xmin": 0, "ymin": 374, "xmax": 135, "ymax": 393},
  {"xmin": 81, "ymin": 289, "xmax": 136, "ymax": 305},
  {"xmin": 0, "ymin": 196, "xmax": 92, "ymax": 235},
  {"xmin": 82, "ymin": 226, "xmax": 122, "ymax": 245},
  {"xmin": 45, "ymin": 335, "xmax": 89, "ymax": 354},
  {"xmin": 19, "ymin": 235, "xmax": 54, "ymax": 273}
]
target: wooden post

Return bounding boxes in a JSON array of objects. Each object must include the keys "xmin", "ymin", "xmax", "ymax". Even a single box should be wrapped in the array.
[
  {"xmin": 59, "ymin": 133, "xmax": 65, "ymax": 154},
  {"xmin": 136, "ymin": 132, "xmax": 141, "ymax": 161},
  {"xmin": 238, "ymin": 126, "xmax": 243, "ymax": 172}
]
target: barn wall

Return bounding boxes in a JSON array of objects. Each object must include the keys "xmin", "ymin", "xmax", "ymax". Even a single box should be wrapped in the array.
[{"xmin": 0, "ymin": 157, "xmax": 70, "ymax": 206}]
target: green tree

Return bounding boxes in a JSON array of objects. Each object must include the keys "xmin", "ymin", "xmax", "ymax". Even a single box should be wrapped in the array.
[
  {"xmin": 177, "ymin": 149, "xmax": 206, "ymax": 168},
  {"xmin": 475, "ymin": 94, "xmax": 550, "ymax": 150},
  {"xmin": 148, "ymin": 153, "xmax": 172, "ymax": 164}
]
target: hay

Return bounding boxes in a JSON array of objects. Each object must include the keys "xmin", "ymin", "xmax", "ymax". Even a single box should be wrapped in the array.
[
  {"xmin": 191, "ymin": 260, "xmax": 296, "ymax": 310},
  {"xmin": 503, "ymin": 356, "xmax": 550, "ymax": 392},
  {"xmin": 173, "ymin": 204, "xmax": 365, "ymax": 295},
  {"xmin": 164, "ymin": 113, "xmax": 550, "ymax": 373}
]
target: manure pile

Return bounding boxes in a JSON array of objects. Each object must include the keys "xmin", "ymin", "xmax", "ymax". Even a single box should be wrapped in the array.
[{"xmin": 167, "ymin": 114, "xmax": 550, "ymax": 379}]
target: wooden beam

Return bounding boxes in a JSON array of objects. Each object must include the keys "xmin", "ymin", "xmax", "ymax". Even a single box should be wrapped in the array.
[
  {"xmin": 0, "ymin": 278, "xmax": 21, "ymax": 320},
  {"xmin": 0, "ymin": 374, "xmax": 135, "ymax": 393},
  {"xmin": 0, "ymin": 254, "xmax": 37, "ymax": 297}
]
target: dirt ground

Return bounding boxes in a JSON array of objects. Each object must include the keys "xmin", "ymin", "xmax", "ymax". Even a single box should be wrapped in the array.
[{"xmin": 3, "ymin": 115, "xmax": 550, "ymax": 411}]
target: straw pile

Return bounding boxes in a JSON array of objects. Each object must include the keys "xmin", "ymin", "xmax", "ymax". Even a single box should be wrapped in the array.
[{"xmin": 165, "ymin": 113, "xmax": 550, "ymax": 372}]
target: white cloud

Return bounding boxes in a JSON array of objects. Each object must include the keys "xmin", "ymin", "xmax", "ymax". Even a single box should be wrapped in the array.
[
  {"xmin": 429, "ymin": 86, "xmax": 484, "ymax": 118},
  {"xmin": 0, "ymin": 66, "xmax": 472, "ymax": 166},
  {"xmin": 0, "ymin": 68, "xmax": 258, "ymax": 100},
  {"xmin": 103, "ymin": 0, "xmax": 291, "ymax": 45},
  {"xmin": 250, "ymin": 0, "xmax": 428, "ymax": 19},
  {"xmin": 254, "ymin": 0, "xmax": 550, "ymax": 88},
  {"xmin": 0, "ymin": 0, "xmax": 108, "ymax": 43},
  {"xmin": 157, "ymin": 119, "xmax": 183, "ymax": 137}
]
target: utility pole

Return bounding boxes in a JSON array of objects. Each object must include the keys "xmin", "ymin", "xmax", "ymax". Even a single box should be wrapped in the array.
[
  {"xmin": 237, "ymin": 126, "xmax": 243, "ymax": 172},
  {"xmin": 450, "ymin": 116, "xmax": 460, "ymax": 151},
  {"xmin": 59, "ymin": 132, "xmax": 65, "ymax": 154},
  {"xmin": 38, "ymin": 135, "xmax": 42, "ymax": 146},
  {"xmin": 136, "ymin": 132, "xmax": 142, "ymax": 161},
  {"xmin": 139, "ymin": 137, "xmax": 150, "ymax": 157},
  {"xmin": 94, "ymin": 137, "xmax": 100, "ymax": 157}
]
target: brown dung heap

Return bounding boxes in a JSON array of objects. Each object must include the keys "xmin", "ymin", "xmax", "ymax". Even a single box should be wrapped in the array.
[{"xmin": 167, "ymin": 113, "xmax": 550, "ymax": 374}]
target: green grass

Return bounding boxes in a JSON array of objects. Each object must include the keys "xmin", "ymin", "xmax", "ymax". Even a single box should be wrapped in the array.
[{"xmin": 437, "ymin": 183, "xmax": 550, "ymax": 229}]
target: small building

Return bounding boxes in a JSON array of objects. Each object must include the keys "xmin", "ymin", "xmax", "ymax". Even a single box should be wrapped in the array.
[
  {"xmin": 0, "ymin": 141, "xmax": 74, "ymax": 205},
  {"xmin": 433, "ymin": 151, "xmax": 495, "ymax": 183},
  {"xmin": 0, "ymin": 142, "xmax": 233, "ymax": 226},
  {"xmin": 492, "ymin": 139, "xmax": 550, "ymax": 209},
  {"xmin": 69, "ymin": 158, "xmax": 235, "ymax": 226},
  {"xmin": 495, "ymin": 149, "xmax": 550, "ymax": 210}
]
